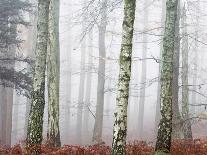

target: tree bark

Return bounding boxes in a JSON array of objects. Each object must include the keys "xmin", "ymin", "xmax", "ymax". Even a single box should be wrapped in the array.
[
  {"xmin": 155, "ymin": 0, "xmax": 178, "ymax": 153},
  {"xmin": 26, "ymin": 0, "xmax": 50, "ymax": 154},
  {"xmin": 24, "ymin": 0, "xmax": 37, "ymax": 139},
  {"xmin": 111, "ymin": 0, "xmax": 136, "ymax": 154},
  {"xmin": 154, "ymin": 0, "xmax": 166, "ymax": 136},
  {"xmin": 172, "ymin": 0, "xmax": 182, "ymax": 139},
  {"xmin": 47, "ymin": 0, "xmax": 61, "ymax": 147}
]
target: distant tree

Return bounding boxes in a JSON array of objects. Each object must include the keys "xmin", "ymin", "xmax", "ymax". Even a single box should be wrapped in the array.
[
  {"xmin": 0, "ymin": 0, "xmax": 32, "ymax": 94},
  {"xmin": 155, "ymin": 0, "xmax": 178, "ymax": 154},
  {"xmin": 181, "ymin": 5, "xmax": 192, "ymax": 139},
  {"xmin": 76, "ymin": 0, "xmax": 87, "ymax": 145},
  {"xmin": 0, "ymin": 0, "xmax": 31, "ymax": 146},
  {"xmin": 93, "ymin": 0, "xmax": 107, "ymax": 143},
  {"xmin": 111, "ymin": 0, "xmax": 136, "ymax": 154},
  {"xmin": 137, "ymin": 0, "xmax": 149, "ymax": 139}
]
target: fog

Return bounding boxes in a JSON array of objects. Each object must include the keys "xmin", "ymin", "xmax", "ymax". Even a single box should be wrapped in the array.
[{"xmin": 1, "ymin": 0, "xmax": 207, "ymax": 149}]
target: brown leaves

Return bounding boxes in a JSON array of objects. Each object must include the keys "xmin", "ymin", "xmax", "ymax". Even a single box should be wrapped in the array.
[{"xmin": 2, "ymin": 139, "xmax": 207, "ymax": 155}]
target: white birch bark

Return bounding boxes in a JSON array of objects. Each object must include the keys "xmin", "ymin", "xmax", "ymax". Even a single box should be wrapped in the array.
[
  {"xmin": 26, "ymin": 0, "xmax": 50, "ymax": 154},
  {"xmin": 111, "ymin": 0, "xmax": 136, "ymax": 154}
]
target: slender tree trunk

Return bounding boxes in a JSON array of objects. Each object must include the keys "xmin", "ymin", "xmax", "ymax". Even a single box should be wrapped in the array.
[
  {"xmin": 83, "ymin": 31, "xmax": 93, "ymax": 143},
  {"xmin": 191, "ymin": 0, "xmax": 200, "ymax": 114},
  {"xmin": 137, "ymin": 0, "xmax": 148, "ymax": 139},
  {"xmin": 181, "ymin": 5, "xmax": 192, "ymax": 139},
  {"xmin": 47, "ymin": 0, "xmax": 61, "ymax": 147},
  {"xmin": 155, "ymin": 0, "xmax": 178, "ymax": 153},
  {"xmin": 26, "ymin": 0, "xmax": 50, "ymax": 154},
  {"xmin": 24, "ymin": 0, "xmax": 37, "ymax": 138},
  {"xmin": 154, "ymin": 0, "xmax": 166, "ymax": 136},
  {"xmin": 92, "ymin": 0, "xmax": 107, "ymax": 143},
  {"xmin": 172, "ymin": 0, "xmax": 182, "ymax": 139},
  {"xmin": 0, "ymin": 18, "xmax": 16, "ymax": 146},
  {"xmin": 65, "ymin": 9, "xmax": 72, "ymax": 144},
  {"xmin": 76, "ymin": 0, "xmax": 86, "ymax": 144},
  {"xmin": 111, "ymin": 0, "xmax": 136, "ymax": 154}
]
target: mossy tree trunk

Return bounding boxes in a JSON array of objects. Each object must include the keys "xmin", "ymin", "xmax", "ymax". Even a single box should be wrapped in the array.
[
  {"xmin": 111, "ymin": 0, "xmax": 136, "ymax": 154},
  {"xmin": 26, "ymin": 0, "xmax": 50, "ymax": 154},
  {"xmin": 47, "ymin": 0, "xmax": 61, "ymax": 147},
  {"xmin": 181, "ymin": 5, "xmax": 192, "ymax": 139},
  {"xmin": 155, "ymin": 0, "xmax": 178, "ymax": 153},
  {"xmin": 172, "ymin": 0, "xmax": 182, "ymax": 139},
  {"xmin": 155, "ymin": 0, "xmax": 166, "ymax": 137}
]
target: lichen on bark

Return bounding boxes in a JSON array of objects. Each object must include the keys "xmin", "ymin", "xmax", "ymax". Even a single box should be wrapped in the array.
[
  {"xmin": 26, "ymin": 0, "xmax": 50, "ymax": 154},
  {"xmin": 155, "ymin": 0, "xmax": 178, "ymax": 153},
  {"xmin": 111, "ymin": 0, "xmax": 136, "ymax": 154},
  {"xmin": 47, "ymin": 0, "xmax": 61, "ymax": 147}
]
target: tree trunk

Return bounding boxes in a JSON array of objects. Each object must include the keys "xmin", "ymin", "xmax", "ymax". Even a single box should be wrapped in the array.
[
  {"xmin": 111, "ymin": 0, "xmax": 136, "ymax": 154},
  {"xmin": 76, "ymin": 0, "xmax": 86, "ymax": 144},
  {"xmin": 92, "ymin": 0, "xmax": 107, "ymax": 143},
  {"xmin": 154, "ymin": 0, "xmax": 166, "ymax": 136},
  {"xmin": 181, "ymin": 5, "xmax": 192, "ymax": 139},
  {"xmin": 24, "ymin": 0, "xmax": 37, "ymax": 138},
  {"xmin": 47, "ymin": 0, "xmax": 61, "ymax": 147},
  {"xmin": 26, "ymin": 0, "xmax": 50, "ymax": 154},
  {"xmin": 0, "ymin": 17, "xmax": 15, "ymax": 146},
  {"xmin": 191, "ymin": 0, "xmax": 200, "ymax": 114},
  {"xmin": 155, "ymin": 0, "xmax": 178, "ymax": 153},
  {"xmin": 137, "ymin": 0, "xmax": 148, "ymax": 139},
  {"xmin": 172, "ymin": 0, "xmax": 182, "ymax": 139},
  {"xmin": 83, "ymin": 31, "xmax": 93, "ymax": 143}
]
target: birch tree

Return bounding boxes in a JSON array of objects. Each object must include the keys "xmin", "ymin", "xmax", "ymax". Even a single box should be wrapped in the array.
[
  {"xmin": 155, "ymin": 0, "xmax": 178, "ymax": 153},
  {"xmin": 154, "ymin": 0, "xmax": 166, "ymax": 135},
  {"xmin": 111, "ymin": 0, "xmax": 136, "ymax": 154},
  {"xmin": 181, "ymin": 5, "xmax": 192, "ymax": 139},
  {"xmin": 47, "ymin": 0, "xmax": 61, "ymax": 147},
  {"xmin": 93, "ymin": 0, "xmax": 107, "ymax": 143},
  {"xmin": 26, "ymin": 0, "xmax": 50, "ymax": 153}
]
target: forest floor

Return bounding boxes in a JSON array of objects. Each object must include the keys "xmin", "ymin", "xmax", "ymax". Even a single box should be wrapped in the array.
[{"xmin": 1, "ymin": 139, "xmax": 207, "ymax": 155}]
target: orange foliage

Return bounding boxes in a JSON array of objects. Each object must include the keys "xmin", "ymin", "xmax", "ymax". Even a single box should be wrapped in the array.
[{"xmin": 1, "ymin": 139, "xmax": 207, "ymax": 155}]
